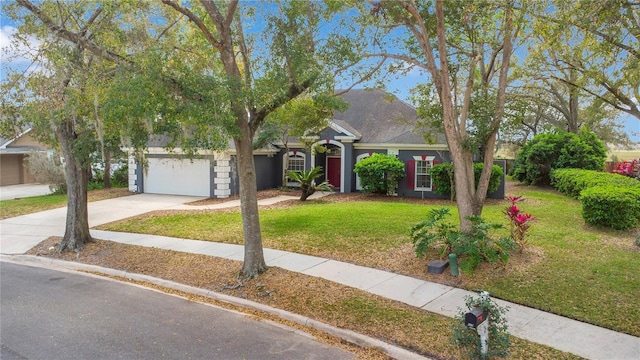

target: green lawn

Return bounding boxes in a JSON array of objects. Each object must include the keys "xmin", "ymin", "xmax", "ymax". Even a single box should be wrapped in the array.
[
  {"xmin": 0, "ymin": 193, "xmax": 68, "ymax": 220},
  {"xmin": 609, "ymin": 149, "xmax": 640, "ymax": 161},
  {"xmin": 103, "ymin": 185, "xmax": 640, "ymax": 337}
]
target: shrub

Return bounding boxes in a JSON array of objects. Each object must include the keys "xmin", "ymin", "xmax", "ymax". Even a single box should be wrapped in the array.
[
  {"xmin": 353, "ymin": 153, "xmax": 405, "ymax": 195},
  {"xmin": 430, "ymin": 163, "xmax": 503, "ymax": 198},
  {"xmin": 580, "ymin": 185, "xmax": 640, "ymax": 230},
  {"xmin": 25, "ymin": 150, "xmax": 66, "ymax": 194},
  {"xmin": 551, "ymin": 168, "xmax": 640, "ymax": 199},
  {"xmin": 513, "ymin": 129, "xmax": 606, "ymax": 185},
  {"xmin": 112, "ymin": 163, "xmax": 128, "ymax": 187},
  {"xmin": 451, "ymin": 292, "xmax": 511, "ymax": 359},
  {"xmin": 410, "ymin": 208, "xmax": 515, "ymax": 273},
  {"xmin": 613, "ymin": 158, "xmax": 640, "ymax": 179}
]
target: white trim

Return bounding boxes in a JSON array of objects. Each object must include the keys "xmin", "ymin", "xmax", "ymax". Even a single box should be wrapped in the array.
[
  {"xmin": 124, "ymin": 147, "xmax": 278, "ymax": 156},
  {"xmin": 329, "ymin": 120, "xmax": 360, "ymax": 140},
  {"xmin": 310, "ymin": 139, "xmax": 345, "ymax": 192},
  {"xmin": 355, "ymin": 153, "xmax": 372, "ymax": 191},
  {"xmin": 353, "ymin": 143, "xmax": 448, "ymax": 150},
  {"xmin": 300, "ymin": 135, "xmax": 320, "ymax": 141},
  {"xmin": 413, "ymin": 156, "xmax": 435, "ymax": 191},
  {"xmin": 1, "ymin": 128, "xmax": 33, "ymax": 149}
]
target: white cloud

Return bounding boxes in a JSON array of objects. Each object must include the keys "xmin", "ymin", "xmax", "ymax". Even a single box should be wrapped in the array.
[
  {"xmin": 1, "ymin": 25, "xmax": 47, "ymax": 79},
  {"xmin": 1, "ymin": 25, "xmax": 41, "ymax": 64}
]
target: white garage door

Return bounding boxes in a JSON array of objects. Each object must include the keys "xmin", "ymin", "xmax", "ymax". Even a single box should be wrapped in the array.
[{"xmin": 144, "ymin": 158, "xmax": 211, "ymax": 197}]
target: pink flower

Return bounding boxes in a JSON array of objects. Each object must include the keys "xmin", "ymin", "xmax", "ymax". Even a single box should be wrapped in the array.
[
  {"xmin": 514, "ymin": 214, "xmax": 528, "ymax": 225},
  {"xmin": 507, "ymin": 195, "xmax": 522, "ymax": 203},
  {"xmin": 506, "ymin": 205, "xmax": 520, "ymax": 218}
]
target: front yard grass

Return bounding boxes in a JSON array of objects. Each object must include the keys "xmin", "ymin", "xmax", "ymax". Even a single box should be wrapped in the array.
[
  {"xmin": 0, "ymin": 187, "xmax": 132, "ymax": 220},
  {"xmin": 100, "ymin": 184, "xmax": 640, "ymax": 337}
]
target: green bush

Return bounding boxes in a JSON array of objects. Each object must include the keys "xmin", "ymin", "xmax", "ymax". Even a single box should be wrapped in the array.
[
  {"xmin": 580, "ymin": 185, "xmax": 640, "ymax": 230},
  {"xmin": 451, "ymin": 293, "xmax": 511, "ymax": 359},
  {"xmin": 112, "ymin": 164, "xmax": 128, "ymax": 187},
  {"xmin": 430, "ymin": 163, "xmax": 503, "ymax": 197},
  {"xmin": 551, "ymin": 168, "xmax": 640, "ymax": 199},
  {"xmin": 513, "ymin": 129, "xmax": 606, "ymax": 185},
  {"xmin": 410, "ymin": 208, "xmax": 515, "ymax": 273},
  {"xmin": 353, "ymin": 153, "xmax": 405, "ymax": 195}
]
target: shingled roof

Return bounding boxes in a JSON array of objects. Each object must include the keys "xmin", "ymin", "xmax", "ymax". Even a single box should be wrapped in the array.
[{"xmin": 334, "ymin": 89, "xmax": 446, "ymax": 145}]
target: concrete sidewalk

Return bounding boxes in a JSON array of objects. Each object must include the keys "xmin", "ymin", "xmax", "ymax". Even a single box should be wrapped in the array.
[{"xmin": 1, "ymin": 192, "xmax": 639, "ymax": 359}]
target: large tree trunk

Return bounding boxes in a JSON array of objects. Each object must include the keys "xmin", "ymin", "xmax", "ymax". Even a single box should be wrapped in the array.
[
  {"xmin": 57, "ymin": 119, "xmax": 93, "ymax": 253},
  {"xmin": 235, "ymin": 134, "xmax": 268, "ymax": 279}
]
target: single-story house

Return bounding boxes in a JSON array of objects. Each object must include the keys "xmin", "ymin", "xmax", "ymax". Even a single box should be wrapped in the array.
[
  {"xmin": 128, "ymin": 89, "xmax": 505, "ymax": 199},
  {"xmin": 0, "ymin": 128, "xmax": 50, "ymax": 186}
]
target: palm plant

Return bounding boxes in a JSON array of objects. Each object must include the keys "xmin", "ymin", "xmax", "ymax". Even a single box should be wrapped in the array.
[{"xmin": 287, "ymin": 166, "xmax": 333, "ymax": 201}]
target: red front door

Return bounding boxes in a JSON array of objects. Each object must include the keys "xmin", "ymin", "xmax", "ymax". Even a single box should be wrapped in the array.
[{"xmin": 326, "ymin": 157, "xmax": 341, "ymax": 189}]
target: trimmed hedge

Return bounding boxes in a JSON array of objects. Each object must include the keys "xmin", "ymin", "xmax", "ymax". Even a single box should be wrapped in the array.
[
  {"xmin": 581, "ymin": 185, "xmax": 640, "ymax": 230},
  {"xmin": 431, "ymin": 163, "xmax": 503, "ymax": 196},
  {"xmin": 551, "ymin": 168, "xmax": 640, "ymax": 199},
  {"xmin": 550, "ymin": 168, "xmax": 640, "ymax": 229}
]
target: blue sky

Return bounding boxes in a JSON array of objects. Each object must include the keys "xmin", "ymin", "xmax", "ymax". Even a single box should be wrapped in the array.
[{"xmin": 1, "ymin": 7, "xmax": 637, "ymax": 143}]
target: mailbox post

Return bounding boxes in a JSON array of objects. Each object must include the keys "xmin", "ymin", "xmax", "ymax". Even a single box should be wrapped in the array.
[{"xmin": 464, "ymin": 291, "xmax": 490, "ymax": 356}]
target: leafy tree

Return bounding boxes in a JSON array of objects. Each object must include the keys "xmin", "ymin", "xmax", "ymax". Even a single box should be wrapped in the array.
[
  {"xmin": 353, "ymin": 153, "xmax": 405, "ymax": 195},
  {"xmin": 1, "ymin": 0, "xmax": 149, "ymax": 252},
  {"xmin": 529, "ymin": 0, "xmax": 640, "ymax": 121},
  {"xmin": 356, "ymin": 0, "xmax": 526, "ymax": 232},
  {"xmin": 15, "ymin": 0, "xmax": 355, "ymax": 278}
]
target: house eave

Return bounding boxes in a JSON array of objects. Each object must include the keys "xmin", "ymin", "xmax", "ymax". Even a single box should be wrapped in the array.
[
  {"xmin": 353, "ymin": 143, "xmax": 449, "ymax": 151},
  {"xmin": 124, "ymin": 146, "xmax": 278, "ymax": 156},
  {"xmin": 0, "ymin": 128, "xmax": 33, "ymax": 150}
]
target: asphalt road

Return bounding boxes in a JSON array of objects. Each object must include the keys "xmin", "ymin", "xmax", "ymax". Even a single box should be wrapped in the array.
[{"xmin": 0, "ymin": 262, "xmax": 354, "ymax": 360}]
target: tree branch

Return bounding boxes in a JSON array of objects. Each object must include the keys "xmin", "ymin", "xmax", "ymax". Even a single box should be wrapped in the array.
[
  {"xmin": 363, "ymin": 53, "xmax": 428, "ymax": 70},
  {"xmin": 334, "ymin": 56, "xmax": 388, "ymax": 96},
  {"xmin": 17, "ymin": 0, "xmax": 134, "ymax": 67},
  {"xmin": 551, "ymin": 74, "xmax": 640, "ymax": 119},
  {"xmin": 161, "ymin": 0, "xmax": 223, "ymax": 50}
]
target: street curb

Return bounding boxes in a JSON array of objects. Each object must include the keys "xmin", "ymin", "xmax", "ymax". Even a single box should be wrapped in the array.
[{"xmin": 1, "ymin": 254, "xmax": 431, "ymax": 360}]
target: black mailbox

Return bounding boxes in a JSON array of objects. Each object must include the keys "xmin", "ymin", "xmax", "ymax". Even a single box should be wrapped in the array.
[{"xmin": 465, "ymin": 307, "xmax": 488, "ymax": 329}]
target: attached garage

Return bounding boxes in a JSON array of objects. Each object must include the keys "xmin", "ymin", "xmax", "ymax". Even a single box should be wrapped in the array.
[
  {"xmin": 0, "ymin": 154, "xmax": 24, "ymax": 185},
  {"xmin": 1, "ymin": 129, "xmax": 47, "ymax": 186},
  {"xmin": 143, "ymin": 157, "xmax": 212, "ymax": 197}
]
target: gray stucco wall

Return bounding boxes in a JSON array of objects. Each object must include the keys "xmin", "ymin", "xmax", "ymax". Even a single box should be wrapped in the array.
[{"xmin": 397, "ymin": 150, "xmax": 449, "ymax": 199}]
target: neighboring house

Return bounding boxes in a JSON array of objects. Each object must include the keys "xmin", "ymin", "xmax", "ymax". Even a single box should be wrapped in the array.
[
  {"xmin": 128, "ymin": 89, "xmax": 505, "ymax": 199},
  {"xmin": 0, "ymin": 128, "xmax": 50, "ymax": 186}
]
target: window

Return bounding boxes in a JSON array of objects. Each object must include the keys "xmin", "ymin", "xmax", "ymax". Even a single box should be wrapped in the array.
[
  {"xmin": 411, "ymin": 155, "xmax": 435, "ymax": 191},
  {"xmin": 415, "ymin": 160, "xmax": 432, "ymax": 190},
  {"xmin": 284, "ymin": 151, "xmax": 305, "ymax": 187}
]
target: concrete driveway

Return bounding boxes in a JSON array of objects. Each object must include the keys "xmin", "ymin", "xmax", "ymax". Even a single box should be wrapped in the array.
[
  {"xmin": 0, "ymin": 193, "xmax": 206, "ymax": 254},
  {"xmin": 0, "ymin": 184, "xmax": 52, "ymax": 201}
]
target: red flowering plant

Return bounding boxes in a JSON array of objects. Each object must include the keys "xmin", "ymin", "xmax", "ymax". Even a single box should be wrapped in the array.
[
  {"xmin": 613, "ymin": 158, "xmax": 640, "ymax": 179},
  {"xmin": 504, "ymin": 195, "xmax": 536, "ymax": 252}
]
